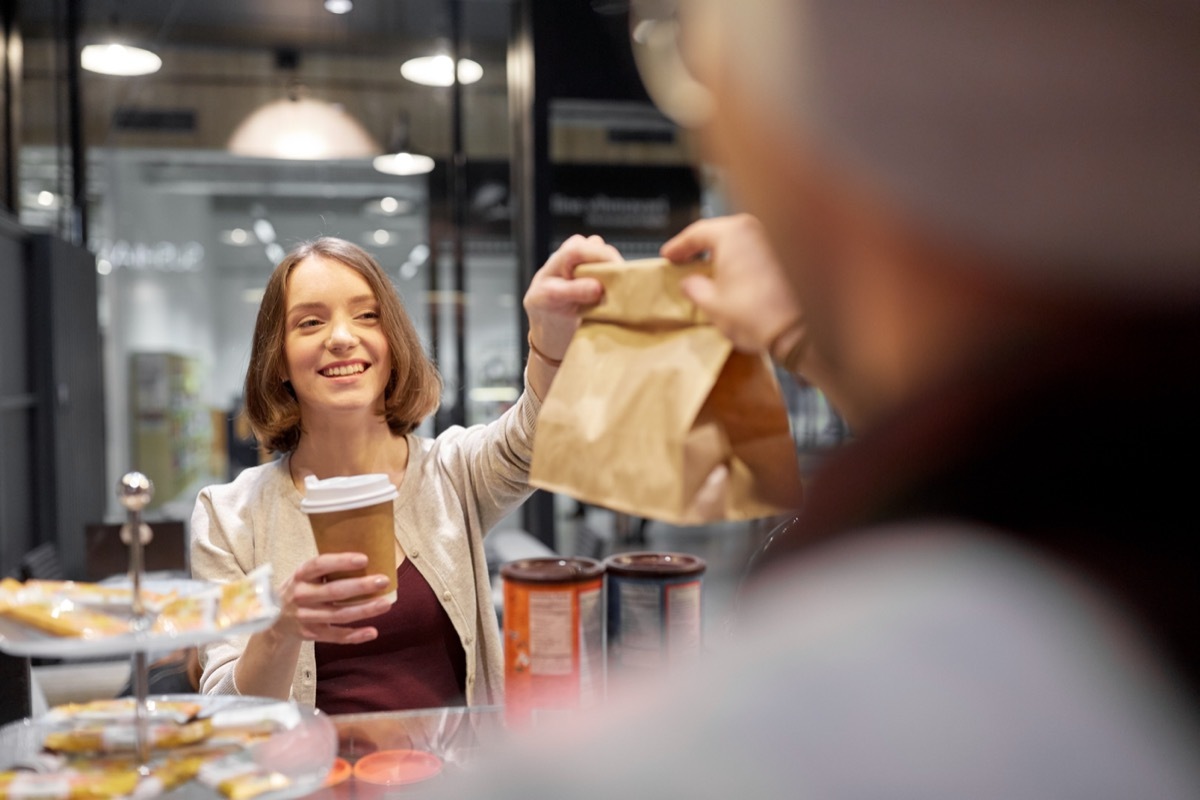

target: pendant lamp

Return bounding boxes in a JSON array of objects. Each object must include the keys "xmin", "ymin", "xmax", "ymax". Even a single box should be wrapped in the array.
[
  {"xmin": 228, "ymin": 51, "xmax": 380, "ymax": 161},
  {"xmin": 373, "ymin": 112, "xmax": 435, "ymax": 176}
]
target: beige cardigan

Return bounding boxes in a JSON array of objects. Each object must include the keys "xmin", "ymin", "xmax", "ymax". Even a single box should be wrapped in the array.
[{"xmin": 189, "ymin": 390, "xmax": 540, "ymax": 708}]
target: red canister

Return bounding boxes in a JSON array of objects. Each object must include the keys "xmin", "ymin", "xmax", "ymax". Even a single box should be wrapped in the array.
[
  {"xmin": 501, "ymin": 557, "xmax": 605, "ymax": 727},
  {"xmin": 604, "ymin": 552, "xmax": 706, "ymax": 683}
]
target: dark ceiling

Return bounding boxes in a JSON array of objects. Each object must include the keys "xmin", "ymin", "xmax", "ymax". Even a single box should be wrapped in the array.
[{"xmin": 22, "ymin": 0, "xmax": 514, "ymax": 56}]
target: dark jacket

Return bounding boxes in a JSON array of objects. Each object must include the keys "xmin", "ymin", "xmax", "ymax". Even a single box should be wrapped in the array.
[{"xmin": 756, "ymin": 309, "xmax": 1200, "ymax": 695}]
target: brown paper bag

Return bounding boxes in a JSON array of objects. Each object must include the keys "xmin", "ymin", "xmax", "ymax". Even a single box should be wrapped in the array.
[{"xmin": 529, "ymin": 257, "xmax": 803, "ymax": 525}]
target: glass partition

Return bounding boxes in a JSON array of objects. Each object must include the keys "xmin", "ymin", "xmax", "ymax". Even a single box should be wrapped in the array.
[{"xmin": 19, "ymin": 0, "xmax": 514, "ymax": 516}]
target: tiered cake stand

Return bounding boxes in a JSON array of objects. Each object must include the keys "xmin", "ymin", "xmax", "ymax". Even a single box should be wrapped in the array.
[{"xmin": 0, "ymin": 472, "xmax": 335, "ymax": 799}]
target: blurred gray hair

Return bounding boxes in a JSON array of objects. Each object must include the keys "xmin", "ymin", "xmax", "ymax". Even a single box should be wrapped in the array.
[{"xmin": 723, "ymin": 0, "xmax": 1200, "ymax": 295}]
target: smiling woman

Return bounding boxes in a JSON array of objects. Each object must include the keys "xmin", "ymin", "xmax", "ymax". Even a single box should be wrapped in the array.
[
  {"xmin": 188, "ymin": 233, "xmax": 619, "ymax": 714},
  {"xmin": 245, "ymin": 238, "xmax": 440, "ymax": 456}
]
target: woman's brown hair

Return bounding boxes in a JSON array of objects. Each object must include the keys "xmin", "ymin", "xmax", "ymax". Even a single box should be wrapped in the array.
[{"xmin": 243, "ymin": 237, "xmax": 441, "ymax": 453}]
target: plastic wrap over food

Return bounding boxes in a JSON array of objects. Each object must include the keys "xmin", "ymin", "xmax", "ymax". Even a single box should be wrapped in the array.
[{"xmin": 0, "ymin": 566, "xmax": 276, "ymax": 642}]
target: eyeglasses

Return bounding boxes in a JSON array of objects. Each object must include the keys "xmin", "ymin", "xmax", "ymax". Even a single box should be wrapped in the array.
[{"xmin": 629, "ymin": 0, "xmax": 716, "ymax": 128}]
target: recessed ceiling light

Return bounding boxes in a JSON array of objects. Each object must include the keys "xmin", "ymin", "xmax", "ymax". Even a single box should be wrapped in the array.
[
  {"xmin": 220, "ymin": 228, "xmax": 256, "ymax": 246},
  {"xmin": 398, "ymin": 243, "xmax": 430, "ymax": 279},
  {"xmin": 252, "ymin": 219, "xmax": 276, "ymax": 244},
  {"xmin": 37, "ymin": 190, "xmax": 56, "ymax": 207},
  {"xmin": 324, "ymin": 0, "xmax": 354, "ymax": 14},
  {"xmin": 371, "ymin": 229, "xmax": 393, "ymax": 245},
  {"xmin": 363, "ymin": 196, "xmax": 415, "ymax": 216},
  {"xmin": 81, "ymin": 43, "xmax": 162, "ymax": 76},
  {"xmin": 400, "ymin": 55, "xmax": 483, "ymax": 87}
]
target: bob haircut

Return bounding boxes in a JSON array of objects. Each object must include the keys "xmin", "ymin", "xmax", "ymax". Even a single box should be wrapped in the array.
[{"xmin": 244, "ymin": 237, "xmax": 441, "ymax": 453}]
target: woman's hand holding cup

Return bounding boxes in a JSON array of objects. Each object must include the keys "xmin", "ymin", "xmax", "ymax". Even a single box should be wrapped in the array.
[{"xmin": 273, "ymin": 552, "xmax": 393, "ymax": 645}]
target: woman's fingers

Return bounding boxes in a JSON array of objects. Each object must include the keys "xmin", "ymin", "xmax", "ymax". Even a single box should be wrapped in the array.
[
  {"xmin": 292, "ymin": 572, "xmax": 392, "ymax": 611},
  {"xmin": 294, "ymin": 552, "xmax": 367, "ymax": 583},
  {"xmin": 540, "ymin": 275, "xmax": 604, "ymax": 310},
  {"xmin": 292, "ymin": 586, "xmax": 393, "ymax": 643},
  {"xmin": 541, "ymin": 235, "xmax": 621, "ymax": 280}
]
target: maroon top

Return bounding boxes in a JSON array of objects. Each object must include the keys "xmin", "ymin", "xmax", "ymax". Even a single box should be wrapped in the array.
[{"xmin": 315, "ymin": 558, "xmax": 467, "ymax": 714}]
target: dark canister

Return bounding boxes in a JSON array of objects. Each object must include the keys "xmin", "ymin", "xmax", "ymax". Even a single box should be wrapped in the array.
[
  {"xmin": 604, "ymin": 552, "xmax": 706, "ymax": 680},
  {"xmin": 501, "ymin": 557, "xmax": 605, "ymax": 727}
]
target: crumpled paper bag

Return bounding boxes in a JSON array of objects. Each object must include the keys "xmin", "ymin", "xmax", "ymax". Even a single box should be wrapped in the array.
[{"xmin": 529, "ymin": 257, "xmax": 803, "ymax": 525}]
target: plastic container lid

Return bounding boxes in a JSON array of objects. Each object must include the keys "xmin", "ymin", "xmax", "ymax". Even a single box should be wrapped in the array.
[
  {"xmin": 500, "ymin": 557, "xmax": 605, "ymax": 584},
  {"xmin": 300, "ymin": 474, "xmax": 398, "ymax": 514},
  {"xmin": 353, "ymin": 749, "xmax": 443, "ymax": 786},
  {"xmin": 604, "ymin": 551, "xmax": 707, "ymax": 578}
]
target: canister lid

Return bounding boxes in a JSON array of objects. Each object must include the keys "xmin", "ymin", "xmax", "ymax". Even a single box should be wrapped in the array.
[
  {"xmin": 353, "ymin": 749, "xmax": 443, "ymax": 786},
  {"xmin": 604, "ymin": 551, "xmax": 707, "ymax": 578},
  {"xmin": 324, "ymin": 758, "xmax": 351, "ymax": 788},
  {"xmin": 500, "ymin": 557, "xmax": 604, "ymax": 584}
]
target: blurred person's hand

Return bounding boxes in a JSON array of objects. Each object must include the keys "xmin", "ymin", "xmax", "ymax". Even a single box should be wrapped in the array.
[
  {"xmin": 664, "ymin": 214, "xmax": 854, "ymax": 425},
  {"xmin": 664, "ymin": 214, "xmax": 802, "ymax": 357}
]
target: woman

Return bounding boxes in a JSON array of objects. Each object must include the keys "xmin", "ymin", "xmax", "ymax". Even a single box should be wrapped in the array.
[{"xmin": 190, "ymin": 234, "xmax": 617, "ymax": 713}]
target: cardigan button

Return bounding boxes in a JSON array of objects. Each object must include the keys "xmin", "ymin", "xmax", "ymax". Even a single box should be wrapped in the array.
[
  {"xmin": 442, "ymin": 591, "xmax": 451, "ymax": 602},
  {"xmin": 464, "ymin": 636, "xmax": 473, "ymax": 646},
  {"xmin": 410, "ymin": 550, "xmax": 420, "ymax": 559}
]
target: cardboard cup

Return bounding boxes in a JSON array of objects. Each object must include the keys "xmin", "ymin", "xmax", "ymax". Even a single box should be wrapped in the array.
[{"xmin": 301, "ymin": 474, "xmax": 399, "ymax": 604}]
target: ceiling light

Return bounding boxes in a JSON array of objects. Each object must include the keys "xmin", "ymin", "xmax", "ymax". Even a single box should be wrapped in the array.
[
  {"xmin": 229, "ymin": 53, "xmax": 379, "ymax": 161},
  {"xmin": 373, "ymin": 111, "xmax": 436, "ymax": 176},
  {"xmin": 324, "ymin": 0, "xmax": 353, "ymax": 13},
  {"xmin": 363, "ymin": 196, "xmax": 415, "ymax": 216},
  {"xmin": 252, "ymin": 219, "xmax": 276, "ymax": 244},
  {"xmin": 373, "ymin": 151, "xmax": 435, "ymax": 176},
  {"xmin": 398, "ymin": 243, "xmax": 430, "ymax": 279},
  {"xmin": 400, "ymin": 55, "xmax": 483, "ymax": 87},
  {"xmin": 220, "ymin": 228, "xmax": 255, "ymax": 246},
  {"xmin": 36, "ymin": 190, "xmax": 56, "ymax": 207},
  {"xmin": 371, "ymin": 229, "xmax": 393, "ymax": 245},
  {"xmin": 265, "ymin": 243, "xmax": 286, "ymax": 263},
  {"xmin": 81, "ymin": 43, "xmax": 162, "ymax": 76}
]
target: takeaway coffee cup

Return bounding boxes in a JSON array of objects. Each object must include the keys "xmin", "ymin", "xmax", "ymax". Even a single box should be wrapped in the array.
[{"xmin": 300, "ymin": 474, "xmax": 399, "ymax": 604}]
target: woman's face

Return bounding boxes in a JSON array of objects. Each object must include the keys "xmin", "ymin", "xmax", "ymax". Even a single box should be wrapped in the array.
[{"xmin": 282, "ymin": 254, "xmax": 392, "ymax": 422}]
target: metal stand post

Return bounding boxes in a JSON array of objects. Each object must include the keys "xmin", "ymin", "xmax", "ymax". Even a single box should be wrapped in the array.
[{"xmin": 117, "ymin": 472, "xmax": 154, "ymax": 770}]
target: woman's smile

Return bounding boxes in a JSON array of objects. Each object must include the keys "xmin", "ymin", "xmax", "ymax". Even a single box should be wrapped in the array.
[{"xmin": 320, "ymin": 361, "xmax": 370, "ymax": 379}]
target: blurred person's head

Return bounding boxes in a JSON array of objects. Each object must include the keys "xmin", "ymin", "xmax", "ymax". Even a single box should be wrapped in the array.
[
  {"xmin": 244, "ymin": 237, "xmax": 441, "ymax": 453},
  {"xmin": 634, "ymin": 0, "xmax": 1199, "ymax": 423}
]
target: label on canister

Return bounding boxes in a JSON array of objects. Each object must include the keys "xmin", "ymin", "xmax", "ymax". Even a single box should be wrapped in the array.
[
  {"xmin": 501, "ymin": 557, "xmax": 605, "ymax": 728},
  {"xmin": 605, "ymin": 552, "xmax": 705, "ymax": 678}
]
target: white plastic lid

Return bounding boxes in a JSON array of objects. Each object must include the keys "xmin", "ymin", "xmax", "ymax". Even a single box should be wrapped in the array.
[{"xmin": 299, "ymin": 473, "xmax": 398, "ymax": 514}]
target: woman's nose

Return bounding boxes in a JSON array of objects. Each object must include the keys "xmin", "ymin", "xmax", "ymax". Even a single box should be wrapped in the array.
[{"xmin": 327, "ymin": 320, "xmax": 358, "ymax": 349}]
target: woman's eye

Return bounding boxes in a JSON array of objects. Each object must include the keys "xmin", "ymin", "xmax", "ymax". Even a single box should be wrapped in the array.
[
  {"xmin": 298, "ymin": 318, "xmax": 323, "ymax": 329},
  {"xmin": 358, "ymin": 311, "xmax": 380, "ymax": 321}
]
